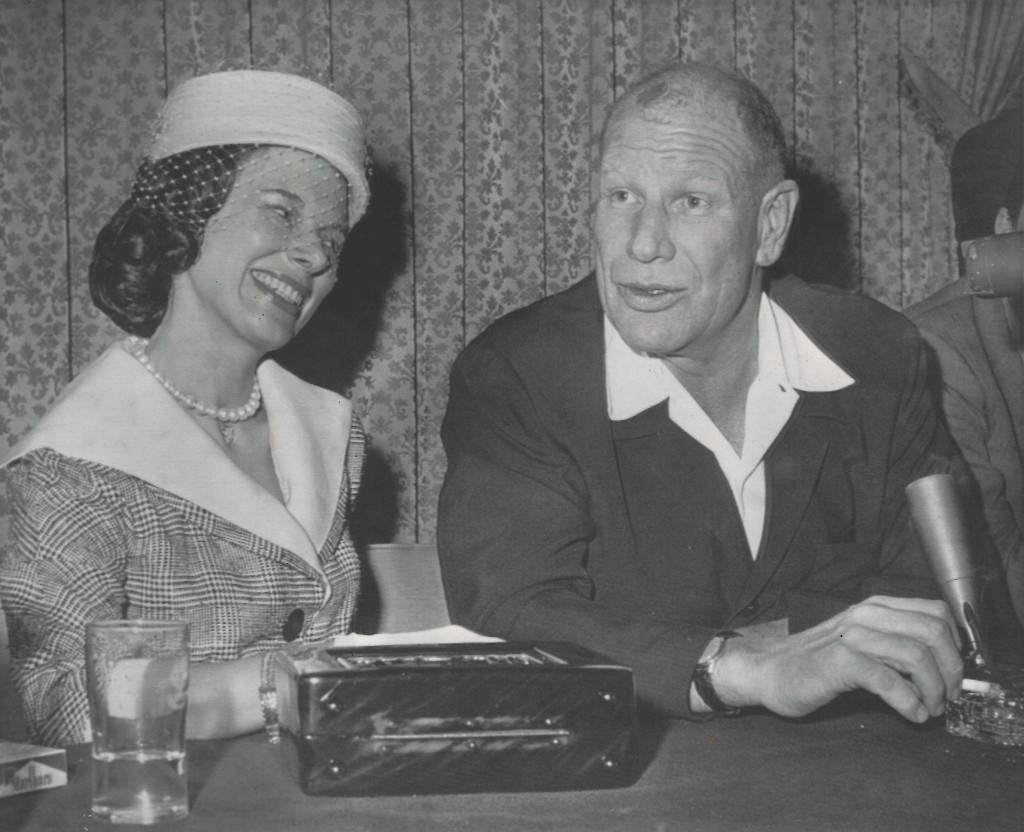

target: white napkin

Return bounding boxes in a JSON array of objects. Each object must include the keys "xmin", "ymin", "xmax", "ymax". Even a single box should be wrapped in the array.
[{"xmin": 334, "ymin": 625, "xmax": 503, "ymax": 647}]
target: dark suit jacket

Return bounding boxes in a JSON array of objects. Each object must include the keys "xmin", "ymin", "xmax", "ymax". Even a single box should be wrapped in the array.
[
  {"xmin": 908, "ymin": 296, "xmax": 1024, "ymax": 626},
  {"xmin": 438, "ymin": 275, "xmax": 958, "ymax": 717}
]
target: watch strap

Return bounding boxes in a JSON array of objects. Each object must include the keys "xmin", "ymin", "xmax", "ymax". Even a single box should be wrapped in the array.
[{"xmin": 693, "ymin": 630, "xmax": 743, "ymax": 715}]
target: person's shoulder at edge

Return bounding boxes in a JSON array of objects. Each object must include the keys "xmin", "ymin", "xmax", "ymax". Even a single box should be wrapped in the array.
[
  {"xmin": 903, "ymin": 293, "xmax": 981, "ymax": 353},
  {"xmin": 905, "ymin": 293, "xmax": 991, "ymax": 377}
]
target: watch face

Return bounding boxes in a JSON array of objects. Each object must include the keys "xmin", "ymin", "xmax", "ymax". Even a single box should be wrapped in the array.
[
  {"xmin": 700, "ymin": 630, "xmax": 741, "ymax": 664},
  {"xmin": 698, "ymin": 636, "xmax": 726, "ymax": 665}
]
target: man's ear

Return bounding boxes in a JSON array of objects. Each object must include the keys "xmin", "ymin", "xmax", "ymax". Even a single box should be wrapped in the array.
[
  {"xmin": 994, "ymin": 206, "xmax": 1014, "ymax": 235},
  {"xmin": 755, "ymin": 179, "xmax": 799, "ymax": 267}
]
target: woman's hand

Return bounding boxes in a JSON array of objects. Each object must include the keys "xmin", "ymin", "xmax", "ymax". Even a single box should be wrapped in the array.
[{"xmin": 185, "ymin": 653, "xmax": 264, "ymax": 739}]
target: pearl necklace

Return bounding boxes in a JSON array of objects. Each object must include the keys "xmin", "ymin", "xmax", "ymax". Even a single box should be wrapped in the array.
[{"xmin": 127, "ymin": 336, "xmax": 261, "ymax": 444}]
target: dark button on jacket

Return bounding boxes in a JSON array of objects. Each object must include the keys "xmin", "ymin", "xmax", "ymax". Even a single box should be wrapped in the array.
[{"xmin": 283, "ymin": 608, "xmax": 305, "ymax": 641}]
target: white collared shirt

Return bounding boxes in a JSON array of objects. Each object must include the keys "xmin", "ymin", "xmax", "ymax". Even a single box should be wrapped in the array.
[{"xmin": 605, "ymin": 294, "xmax": 854, "ymax": 558}]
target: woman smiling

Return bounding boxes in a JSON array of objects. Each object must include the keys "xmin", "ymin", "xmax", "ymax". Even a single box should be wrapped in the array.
[{"xmin": 0, "ymin": 71, "xmax": 371, "ymax": 746}]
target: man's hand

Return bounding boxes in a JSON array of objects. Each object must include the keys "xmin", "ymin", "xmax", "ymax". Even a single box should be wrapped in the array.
[{"xmin": 711, "ymin": 597, "xmax": 963, "ymax": 722}]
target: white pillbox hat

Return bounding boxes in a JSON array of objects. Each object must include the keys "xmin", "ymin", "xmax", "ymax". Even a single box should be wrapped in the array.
[{"xmin": 147, "ymin": 70, "xmax": 370, "ymax": 222}]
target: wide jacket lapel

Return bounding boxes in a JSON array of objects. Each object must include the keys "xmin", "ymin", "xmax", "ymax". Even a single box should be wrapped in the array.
[
  {"xmin": 736, "ymin": 389, "xmax": 864, "ymax": 609},
  {"xmin": 543, "ymin": 281, "xmax": 637, "ymax": 567},
  {"xmin": 3, "ymin": 342, "xmax": 343, "ymax": 570},
  {"xmin": 546, "ymin": 279, "xmax": 753, "ymax": 594},
  {"xmin": 260, "ymin": 361, "xmax": 351, "ymax": 553},
  {"xmin": 611, "ymin": 403, "xmax": 753, "ymax": 610}
]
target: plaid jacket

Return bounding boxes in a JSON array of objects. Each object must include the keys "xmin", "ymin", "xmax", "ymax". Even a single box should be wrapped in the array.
[{"xmin": 0, "ymin": 345, "xmax": 364, "ymax": 746}]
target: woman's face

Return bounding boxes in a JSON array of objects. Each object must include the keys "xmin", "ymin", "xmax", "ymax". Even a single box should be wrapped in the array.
[{"xmin": 177, "ymin": 146, "xmax": 349, "ymax": 355}]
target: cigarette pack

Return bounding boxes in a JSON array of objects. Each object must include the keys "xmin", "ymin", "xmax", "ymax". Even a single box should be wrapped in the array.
[{"xmin": 0, "ymin": 742, "xmax": 67, "ymax": 799}]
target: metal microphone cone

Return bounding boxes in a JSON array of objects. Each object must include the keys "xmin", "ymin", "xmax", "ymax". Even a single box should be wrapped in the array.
[
  {"xmin": 906, "ymin": 474, "xmax": 983, "ymax": 656},
  {"xmin": 961, "ymin": 230, "xmax": 1024, "ymax": 297}
]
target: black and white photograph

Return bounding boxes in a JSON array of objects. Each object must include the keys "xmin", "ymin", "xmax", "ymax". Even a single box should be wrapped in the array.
[{"xmin": 0, "ymin": 1, "xmax": 1021, "ymax": 829}]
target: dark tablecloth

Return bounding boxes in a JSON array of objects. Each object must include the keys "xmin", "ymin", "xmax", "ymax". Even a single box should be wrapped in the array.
[{"xmin": 4, "ymin": 704, "xmax": 1022, "ymax": 831}]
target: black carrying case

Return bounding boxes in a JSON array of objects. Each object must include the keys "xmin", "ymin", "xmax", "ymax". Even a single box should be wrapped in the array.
[{"xmin": 275, "ymin": 641, "xmax": 639, "ymax": 795}]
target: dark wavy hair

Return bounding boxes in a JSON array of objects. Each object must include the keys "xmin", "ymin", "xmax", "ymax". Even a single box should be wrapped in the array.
[{"xmin": 89, "ymin": 145, "xmax": 250, "ymax": 336}]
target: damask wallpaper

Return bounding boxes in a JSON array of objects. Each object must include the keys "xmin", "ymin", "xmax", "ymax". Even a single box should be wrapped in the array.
[{"xmin": 1, "ymin": 0, "xmax": 1021, "ymax": 547}]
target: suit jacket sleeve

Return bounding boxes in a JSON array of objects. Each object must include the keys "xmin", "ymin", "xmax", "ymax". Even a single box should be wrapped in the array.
[{"xmin": 438, "ymin": 343, "xmax": 720, "ymax": 719}]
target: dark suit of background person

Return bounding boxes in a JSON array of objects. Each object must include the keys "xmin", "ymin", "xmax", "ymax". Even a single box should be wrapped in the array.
[
  {"xmin": 438, "ymin": 62, "xmax": 963, "ymax": 724},
  {"xmin": 907, "ymin": 107, "xmax": 1024, "ymax": 630}
]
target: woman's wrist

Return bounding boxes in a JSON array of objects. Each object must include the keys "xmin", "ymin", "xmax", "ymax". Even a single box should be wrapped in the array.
[{"xmin": 184, "ymin": 654, "xmax": 264, "ymax": 740}]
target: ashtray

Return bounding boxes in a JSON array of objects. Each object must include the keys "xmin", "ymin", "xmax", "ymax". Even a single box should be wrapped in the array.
[{"xmin": 946, "ymin": 677, "xmax": 1024, "ymax": 747}]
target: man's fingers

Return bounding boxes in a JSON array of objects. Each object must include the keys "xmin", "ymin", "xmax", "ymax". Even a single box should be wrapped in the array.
[
  {"xmin": 859, "ymin": 596, "xmax": 962, "ymax": 650},
  {"xmin": 839, "ymin": 601, "xmax": 963, "ymax": 698},
  {"xmin": 838, "ymin": 650, "xmax": 931, "ymax": 723},
  {"xmin": 729, "ymin": 599, "xmax": 965, "ymax": 723},
  {"xmin": 861, "ymin": 594, "xmax": 951, "ymax": 616},
  {"xmin": 836, "ymin": 625, "xmax": 951, "ymax": 716}
]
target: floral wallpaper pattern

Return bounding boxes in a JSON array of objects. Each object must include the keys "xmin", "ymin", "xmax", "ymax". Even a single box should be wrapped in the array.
[{"xmin": 1, "ymin": 0, "xmax": 1020, "ymax": 546}]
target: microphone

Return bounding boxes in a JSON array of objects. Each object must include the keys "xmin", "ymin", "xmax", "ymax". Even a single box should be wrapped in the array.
[
  {"xmin": 905, "ymin": 474, "xmax": 988, "ymax": 669},
  {"xmin": 907, "ymin": 230, "xmax": 1024, "ymax": 317},
  {"xmin": 961, "ymin": 230, "xmax": 1024, "ymax": 298},
  {"xmin": 909, "ymin": 478, "xmax": 1024, "ymax": 749}
]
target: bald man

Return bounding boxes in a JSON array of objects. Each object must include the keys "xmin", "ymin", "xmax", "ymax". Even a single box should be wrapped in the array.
[{"xmin": 438, "ymin": 62, "xmax": 963, "ymax": 723}]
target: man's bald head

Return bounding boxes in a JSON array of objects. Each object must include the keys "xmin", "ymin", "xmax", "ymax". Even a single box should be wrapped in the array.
[{"xmin": 600, "ymin": 62, "xmax": 788, "ymax": 193}]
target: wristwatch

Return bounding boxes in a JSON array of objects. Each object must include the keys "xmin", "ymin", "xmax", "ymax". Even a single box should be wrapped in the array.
[{"xmin": 692, "ymin": 630, "xmax": 743, "ymax": 716}]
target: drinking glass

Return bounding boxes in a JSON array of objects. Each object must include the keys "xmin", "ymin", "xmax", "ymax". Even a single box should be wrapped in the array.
[{"xmin": 86, "ymin": 620, "xmax": 190, "ymax": 824}]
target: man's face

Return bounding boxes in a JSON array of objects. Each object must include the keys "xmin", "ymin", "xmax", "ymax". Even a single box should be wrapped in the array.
[{"xmin": 593, "ymin": 101, "xmax": 783, "ymax": 365}]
